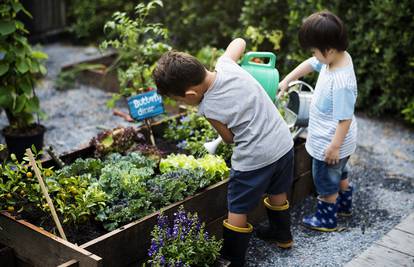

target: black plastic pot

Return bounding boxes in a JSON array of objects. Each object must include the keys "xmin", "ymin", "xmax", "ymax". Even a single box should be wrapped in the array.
[{"xmin": 2, "ymin": 124, "xmax": 46, "ymax": 160}]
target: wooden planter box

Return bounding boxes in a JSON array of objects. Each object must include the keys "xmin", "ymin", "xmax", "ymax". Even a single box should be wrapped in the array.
[{"xmin": 0, "ymin": 116, "xmax": 313, "ymax": 267}]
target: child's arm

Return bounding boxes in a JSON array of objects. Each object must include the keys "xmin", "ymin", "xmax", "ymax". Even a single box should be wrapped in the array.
[
  {"xmin": 278, "ymin": 61, "xmax": 314, "ymax": 96},
  {"xmin": 207, "ymin": 118, "xmax": 234, "ymax": 144},
  {"xmin": 223, "ymin": 38, "xmax": 246, "ymax": 62},
  {"xmin": 324, "ymin": 119, "xmax": 352, "ymax": 165}
]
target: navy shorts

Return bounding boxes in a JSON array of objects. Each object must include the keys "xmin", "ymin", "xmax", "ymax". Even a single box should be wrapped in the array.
[
  {"xmin": 312, "ymin": 156, "xmax": 350, "ymax": 196},
  {"xmin": 227, "ymin": 148, "xmax": 294, "ymax": 214}
]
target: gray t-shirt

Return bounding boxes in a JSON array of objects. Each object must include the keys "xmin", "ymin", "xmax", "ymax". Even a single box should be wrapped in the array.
[{"xmin": 198, "ymin": 56, "xmax": 293, "ymax": 171}]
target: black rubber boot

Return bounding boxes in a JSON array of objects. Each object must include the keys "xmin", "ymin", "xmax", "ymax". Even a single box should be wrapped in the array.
[
  {"xmin": 221, "ymin": 220, "xmax": 253, "ymax": 267},
  {"xmin": 256, "ymin": 197, "xmax": 293, "ymax": 249}
]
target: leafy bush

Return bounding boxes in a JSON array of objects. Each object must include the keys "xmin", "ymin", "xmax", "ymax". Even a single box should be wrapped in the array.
[
  {"xmin": 65, "ymin": 0, "xmax": 135, "ymax": 41},
  {"xmin": 0, "ymin": 0, "xmax": 48, "ymax": 130},
  {"xmin": 100, "ymin": 0, "xmax": 171, "ymax": 107},
  {"xmin": 148, "ymin": 207, "xmax": 222, "ymax": 266},
  {"xmin": 240, "ymin": 0, "xmax": 414, "ymax": 123}
]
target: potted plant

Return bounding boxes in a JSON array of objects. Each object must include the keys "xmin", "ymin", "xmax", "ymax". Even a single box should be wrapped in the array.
[
  {"xmin": 0, "ymin": 0, "xmax": 48, "ymax": 159},
  {"xmin": 100, "ymin": 0, "xmax": 171, "ymax": 108}
]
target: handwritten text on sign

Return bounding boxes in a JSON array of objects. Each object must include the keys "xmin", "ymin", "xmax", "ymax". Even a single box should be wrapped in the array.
[{"xmin": 127, "ymin": 90, "xmax": 164, "ymax": 121}]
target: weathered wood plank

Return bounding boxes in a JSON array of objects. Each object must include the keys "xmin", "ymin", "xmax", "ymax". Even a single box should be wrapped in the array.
[
  {"xmin": 375, "ymin": 228, "xmax": 414, "ymax": 257},
  {"xmin": 290, "ymin": 171, "xmax": 314, "ymax": 205},
  {"xmin": 57, "ymin": 259, "xmax": 79, "ymax": 267},
  {"xmin": 0, "ymin": 245, "xmax": 16, "ymax": 267},
  {"xmin": 344, "ymin": 244, "xmax": 414, "ymax": 267},
  {"xmin": 293, "ymin": 139, "xmax": 312, "ymax": 179},
  {"xmin": 0, "ymin": 213, "xmax": 102, "ymax": 267},
  {"xmin": 395, "ymin": 213, "xmax": 414, "ymax": 234}
]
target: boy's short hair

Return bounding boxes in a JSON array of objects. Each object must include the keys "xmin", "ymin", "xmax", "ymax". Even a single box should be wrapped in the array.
[
  {"xmin": 299, "ymin": 11, "xmax": 348, "ymax": 53},
  {"xmin": 152, "ymin": 51, "xmax": 206, "ymax": 97}
]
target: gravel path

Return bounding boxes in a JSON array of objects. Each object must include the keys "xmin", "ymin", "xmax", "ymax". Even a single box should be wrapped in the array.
[
  {"xmin": 1, "ymin": 44, "xmax": 413, "ymax": 266},
  {"xmin": 246, "ymin": 115, "xmax": 414, "ymax": 266}
]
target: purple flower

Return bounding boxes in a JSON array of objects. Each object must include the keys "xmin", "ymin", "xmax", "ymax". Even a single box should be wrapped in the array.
[
  {"xmin": 148, "ymin": 239, "xmax": 159, "ymax": 257},
  {"xmin": 160, "ymin": 256, "xmax": 165, "ymax": 265},
  {"xmin": 180, "ymin": 116, "xmax": 190, "ymax": 123}
]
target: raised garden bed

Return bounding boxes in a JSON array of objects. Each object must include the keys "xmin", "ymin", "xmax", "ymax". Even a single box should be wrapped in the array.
[{"xmin": 0, "ymin": 114, "xmax": 312, "ymax": 267}]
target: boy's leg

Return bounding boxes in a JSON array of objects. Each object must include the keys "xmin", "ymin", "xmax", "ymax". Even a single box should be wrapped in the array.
[
  {"xmin": 228, "ymin": 212, "xmax": 247, "ymax": 228},
  {"xmin": 303, "ymin": 158, "xmax": 345, "ymax": 231},
  {"xmin": 269, "ymin": 192, "xmax": 288, "ymax": 206},
  {"xmin": 337, "ymin": 162, "xmax": 353, "ymax": 216},
  {"xmin": 256, "ymin": 148, "xmax": 294, "ymax": 248}
]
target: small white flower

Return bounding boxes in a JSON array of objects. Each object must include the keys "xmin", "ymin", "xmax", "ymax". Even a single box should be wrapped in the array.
[
  {"xmin": 312, "ymin": 216, "xmax": 318, "ymax": 222},
  {"xmin": 347, "ymin": 196, "xmax": 352, "ymax": 200},
  {"xmin": 329, "ymin": 219, "xmax": 334, "ymax": 224},
  {"xmin": 323, "ymin": 209, "xmax": 327, "ymax": 213},
  {"xmin": 328, "ymin": 206, "xmax": 333, "ymax": 211},
  {"xmin": 321, "ymin": 219, "xmax": 326, "ymax": 223}
]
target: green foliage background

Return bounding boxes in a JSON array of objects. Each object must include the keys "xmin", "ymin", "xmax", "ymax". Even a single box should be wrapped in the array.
[{"xmin": 66, "ymin": 0, "xmax": 414, "ymax": 123}]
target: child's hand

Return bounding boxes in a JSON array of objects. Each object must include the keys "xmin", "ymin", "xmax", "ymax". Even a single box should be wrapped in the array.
[
  {"xmin": 277, "ymin": 80, "xmax": 289, "ymax": 98},
  {"xmin": 324, "ymin": 144, "xmax": 340, "ymax": 165}
]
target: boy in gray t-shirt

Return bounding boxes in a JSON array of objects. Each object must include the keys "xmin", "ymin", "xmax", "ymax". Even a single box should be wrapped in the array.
[{"xmin": 153, "ymin": 38, "xmax": 294, "ymax": 266}]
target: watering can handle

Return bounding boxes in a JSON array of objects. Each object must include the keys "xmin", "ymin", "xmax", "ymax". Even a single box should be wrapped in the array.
[
  {"xmin": 241, "ymin": 52, "xmax": 276, "ymax": 69},
  {"xmin": 288, "ymin": 80, "xmax": 314, "ymax": 92}
]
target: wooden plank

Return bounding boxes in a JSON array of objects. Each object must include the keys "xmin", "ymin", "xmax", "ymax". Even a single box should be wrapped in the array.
[
  {"xmin": 395, "ymin": 213, "xmax": 414, "ymax": 234},
  {"xmin": 344, "ymin": 243, "xmax": 414, "ymax": 267},
  {"xmin": 80, "ymin": 179, "xmax": 229, "ymax": 267},
  {"xmin": 290, "ymin": 171, "xmax": 315, "ymax": 205},
  {"xmin": 57, "ymin": 260, "xmax": 79, "ymax": 267},
  {"xmin": 375, "ymin": 228, "xmax": 414, "ymax": 257},
  {"xmin": 0, "ymin": 213, "xmax": 102, "ymax": 267},
  {"xmin": 293, "ymin": 139, "xmax": 312, "ymax": 179},
  {"xmin": 0, "ymin": 245, "xmax": 16, "ymax": 267}
]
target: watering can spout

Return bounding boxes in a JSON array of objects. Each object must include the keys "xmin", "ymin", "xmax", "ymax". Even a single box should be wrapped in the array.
[{"xmin": 203, "ymin": 136, "xmax": 223, "ymax": 154}]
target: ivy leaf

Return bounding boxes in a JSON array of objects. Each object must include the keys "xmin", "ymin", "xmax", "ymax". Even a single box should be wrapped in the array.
[
  {"xmin": 25, "ymin": 97, "xmax": 40, "ymax": 113},
  {"xmin": 16, "ymin": 58, "xmax": 29, "ymax": 73},
  {"xmin": 14, "ymin": 94, "xmax": 27, "ymax": 113},
  {"xmin": 0, "ymin": 21, "xmax": 16, "ymax": 36},
  {"xmin": 0, "ymin": 93, "xmax": 12, "ymax": 107},
  {"xmin": 31, "ymin": 51, "xmax": 48, "ymax": 60},
  {"xmin": 0, "ymin": 62, "xmax": 9, "ymax": 76}
]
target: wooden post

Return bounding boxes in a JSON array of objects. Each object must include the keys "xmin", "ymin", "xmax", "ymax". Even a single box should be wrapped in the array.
[
  {"xmin": 26, "ymin": 148, "xmax": 67, "ymax": 240},
  {"xmin": 144, "ymin": 119, "xmax": 156, "ymax": 146}
]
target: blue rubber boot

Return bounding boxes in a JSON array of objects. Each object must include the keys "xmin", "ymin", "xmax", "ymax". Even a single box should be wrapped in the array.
[
  {"xmin": 302, "ymin": 198, "xmax": 338, "ymax": 231},
  {"xmin": 337, "ymin": 185, "xmax": 353, "ymax": 216}
]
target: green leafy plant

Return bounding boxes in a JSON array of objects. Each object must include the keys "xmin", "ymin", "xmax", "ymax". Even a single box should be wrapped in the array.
[
  {"xmin": 0, "ymin": 0, "xmax": 48, "ymax": 131},
  {"xmin": 159, "ymin": 154, "xmax": 229, "ymax": 184},
  {"xmin": 163, "ymin": 112, "xmax": 233, "ymax": 161},
  {"xmin": 148, "ymin": 207, "xmax": 222, "ymax": 266},
  {"xmin": 100, "ymin": 0, "xmax": 171, "ymax": 107}
]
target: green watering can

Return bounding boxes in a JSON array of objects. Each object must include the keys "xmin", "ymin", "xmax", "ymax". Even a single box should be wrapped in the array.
[{"xmin": 240, "ymin": 51, "xmax": 279, "ymax": 102}]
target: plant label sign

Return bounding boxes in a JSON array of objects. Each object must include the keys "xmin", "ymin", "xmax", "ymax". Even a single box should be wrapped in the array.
[{"xmin": 128, "ymin": 90, "xmax": 164, "ymax": 121}]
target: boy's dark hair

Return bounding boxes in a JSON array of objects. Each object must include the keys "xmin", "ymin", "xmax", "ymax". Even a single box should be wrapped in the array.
[
  {"xmin": 152, "ymin": 51, "xmax": 206, "ymax": 97},
  {"xmin": 299, "ymin": 11, "xmax": 348, "ymax": 53}
]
